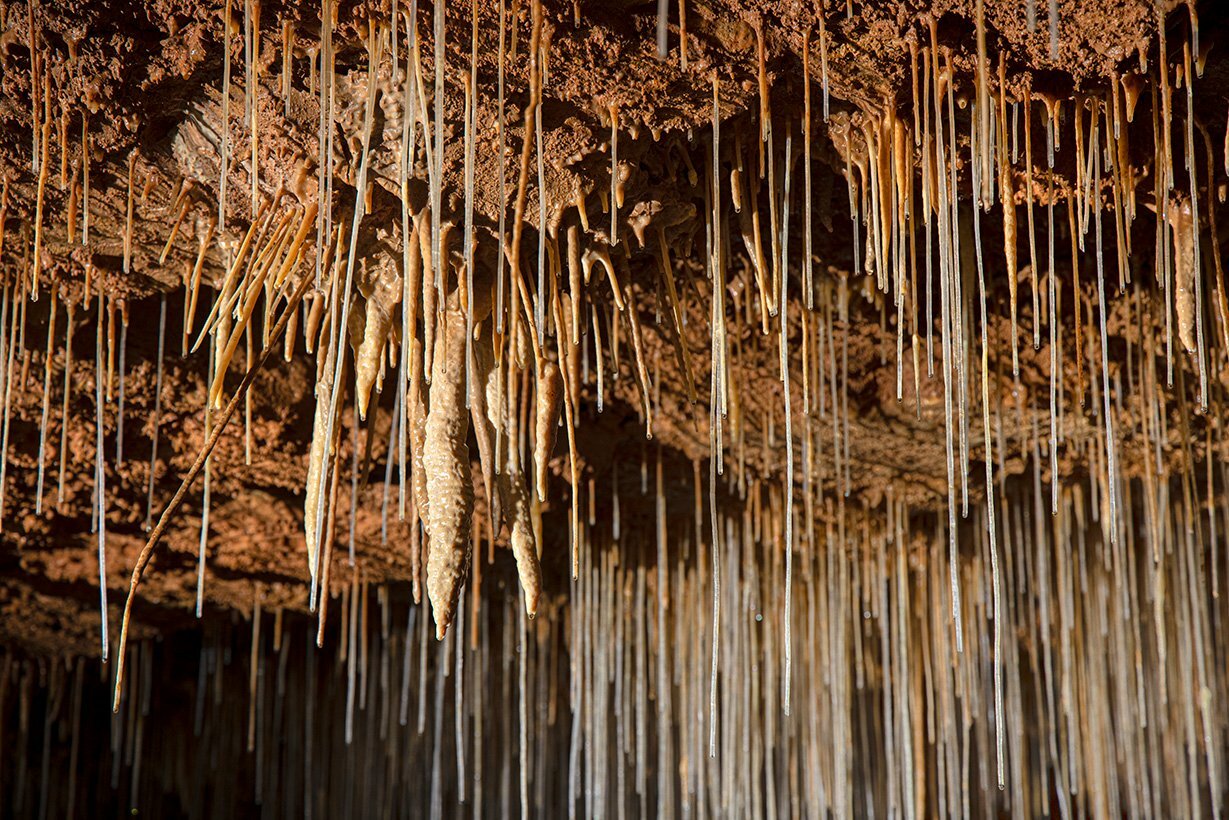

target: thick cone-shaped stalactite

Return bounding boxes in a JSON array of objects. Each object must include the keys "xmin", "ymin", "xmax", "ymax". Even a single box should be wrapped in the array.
[{"xmin": 1, "ymin": 0, "xmax": 1229, "ymax": 816}]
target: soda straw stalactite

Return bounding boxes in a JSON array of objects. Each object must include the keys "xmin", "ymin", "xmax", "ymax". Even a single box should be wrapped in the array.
[{"xmin": 0, "ymin": 4, "xmax": 1224, "ymax": 818}]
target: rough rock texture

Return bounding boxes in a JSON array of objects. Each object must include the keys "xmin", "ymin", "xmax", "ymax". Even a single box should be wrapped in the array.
[{"xmin": 0, "ymin": 0, "xmax": 1223, "ymax": 658}]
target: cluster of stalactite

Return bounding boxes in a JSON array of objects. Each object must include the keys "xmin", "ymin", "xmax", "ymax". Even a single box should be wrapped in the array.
[
  {"xmin": 2, "ymin": 466, "xmax": 1228, "ymax": 818},
  {"xmin": 0, "ymin": 0, "xmax": 1226, "ymax": 815}
]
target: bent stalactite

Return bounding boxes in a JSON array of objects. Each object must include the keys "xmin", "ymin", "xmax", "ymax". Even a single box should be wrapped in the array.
[{"xmin": 1, "ymin": 0, "xmax": 1228, "ymax": 817}]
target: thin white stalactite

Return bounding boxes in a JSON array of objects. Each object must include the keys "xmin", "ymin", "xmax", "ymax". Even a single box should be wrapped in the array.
[
  {"xmin": 347, "ymin": 397, "xmax": 359, "ymax": 567},
  {"xmin": 1049, "ymin": 0, "xmax": 1059, "ymax": 58},
  {"xmin": 397, "ymin": 0, "xmax": 419, "ymax": 521},
  {"xmin": 382, "ymin": 390, "xmax": 400, "ymax": 544},
  {"xmin": 1184, "ymin": 42, "xmax": 1207, "ymax": 410},
  {"xmin": 81, "ymin": 115, "xmax": 90, "ymax": 244},
  {"xmin": 1092, "ymin": 105, "xmax": 1119, "ymax": 544},
  {"xmin": 144, "ymin": 294, "xmax": 167, "ymax": 531},
  {"xmin": 972, "ymin": 114, "xmax": 1004, "ymax": 788},
  {"xmin": 248, "ymin": 0, "xmax": 261, "ymax": 215},
  {"xmin": 610, "ymin": 107, "xmax": 619, "ymax": 246},
  {"xmin": 803, "ymin": 29, "xmax": 814, "ymax": 310},
  {"xmin": 535, "ymin": 55, "xmax": 546, "ymax": 350},
  {"xmin": 432, "ymin": 0, "xmax": 445, "ymax": 300},
  {"xmin": 220, "ymin": 0, "xmax": 233, "ymax": 230},
  {"xmin": 94, "ymin": 291, "xmax": 109, "ymax": 660},
  {"xmin": 463, "ymin": 0, "xmax": 478, "ymax": 403},
  {"xmin": 656, "ymin": 0, "xmax": 668, "ymax": 59},
  {"xmin": 116, "ymin": 305, "xmax": 127, "ymax": 463},
  {"xmin": 707, "ymin": 73, "xmax": 723, "ymax": 761},
  {"xmin": 0, "ymin": 284, "xmax": 13, "ymax": 531},
  {"xmin": 819, "ymin": 4, "xmax": 830, "ymax": 122},
  {"xmin": 929, "ymin": 27, "xmax": 964, "ymax": 651},
  {"xmin": 315, "ymin": 0, "xmax": 332, "ymax": 284},
  {"xmin": 56, "ymin": 301, "xmax": 75, "ymax": 508},
  {"xmin": 496, "ymin": 0, "xmax": 508, "ymax": 333},
  {"xmin": 198, "ymin": 326, "xmax": 214, "ymax": 618},
  {"xmin": 312, "ymin": 28, "xmax": 381, "ymax": 605},
  {"xmin": 948, "ymin": 63, "xmax": 970, "ymax": 520},
  {"xmin": 28, "ymin": 2, "xmax": 40, "ymax": 172},
  {"xmin": 780, "ymin": 124, "xmax": 794, "ymax": 717},
  {"xmin": 34, "ymin": 283, "xmax": 58, "ymax": 514}
]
